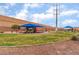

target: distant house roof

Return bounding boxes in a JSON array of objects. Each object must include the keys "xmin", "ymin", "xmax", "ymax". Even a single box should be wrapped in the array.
[
  {"xmin": 64, "ymin": 26, "xmax": 73, "ymax": 28},
  {"xmin": 21, "ymin": 24, "xmax": 43, "ymax": 28}
]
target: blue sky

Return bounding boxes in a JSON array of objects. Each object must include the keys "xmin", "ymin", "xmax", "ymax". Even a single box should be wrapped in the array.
[{"xmin": 0, "ymin": 3, "xmax": 79, "ymax": 28}]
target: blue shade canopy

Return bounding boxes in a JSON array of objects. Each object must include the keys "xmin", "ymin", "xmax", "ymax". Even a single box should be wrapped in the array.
[
  {"xmin": 21, "ymin": 24, "xmax": 43, "ymax": 28},
  {"xmin": 64, "ymin": 26, "xmax": 73, "ymax": 28}
]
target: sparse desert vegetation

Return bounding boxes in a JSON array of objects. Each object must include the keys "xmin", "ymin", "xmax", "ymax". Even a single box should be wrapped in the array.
[{"xmin": 0, "ymin": 31, "xmax": 77, "ymax": 46}]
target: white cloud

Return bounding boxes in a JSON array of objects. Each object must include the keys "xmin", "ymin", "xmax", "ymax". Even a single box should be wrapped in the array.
[
  {"xmin": 0, "ymin": 6, "xmax": 7, "ymax": 15},
  {"xmin": 23, "ymin": 3, "xmax": 30, "ymax": 8},
  {"xmin": 45, "ymin": 5, "xmax": 63, "ymax": 17},
  {"xmin": 0, "ymin": 3, "xmax": 17, "ymax": 16},
  {"xmin": 14, "ymin": 4, "xmax": 28, "ymax": 20},
  {"xmin": 46, "ymin": 4, "xmax": 66, "ymax": 14},
  {"xmin": 29, "ymin": 3, "xmax": 41, "ymax": 8},
  {"xmin": 15, "ymin": 10, "xmax": 28, "ymax": 20},
  {"xmin": 62, "ymin": 19, "xmax": 77, "ymax": 25},
  {"xmin": 60, "ymin": 5, "xmax": 65, "ymax": 9},
  {"xmin": 31, "ymin": 5, "xmax": 63, "ymax": 23},
  {"xmin": 46, "ymin": 5, "xmax": 79, "ymax": 17},
  {"xmin": 32, "ymin": 18, "xmax": 39, "ymax": 23},
  {"xmin": 60, "ymin": 10, "xmax": 79, "ymax": 16},
  {"xmin": 76, "ymin": 14, "xmax": 79, "ymax": 18},
  {"xmin": 0, "ymin": 9, "xmax": 5, "ymax": 15},
  {"xmin": 31, "ymin": 6, "xmax": 56, "ymax": 23},
  {"xmin": 0, "ymin": 4, "xmax": 9, "ymax": 10},
  {"xmin": 33, "ymin": 13, "xmax": 54, "ymax": 19},
  {"xmin": 3, "ymin": 3, "xmax": 16, "ymax": 9},
  {"xmin": 9, "ymin": 3, "xmax": 16, "ymax": 6},
  {"xmin": 15, "ymin": 3, "xmax": 42, "ymax": 20},
  {"xmin": 0, "ymin": 3, "xmax": 16, "ymax": 14},
  {"xmin": 0, "ymin": 4, "xmax": 12, "ymax": 15},
  {"xmin": 46, "ymin": 7, "xmax": 55, "ymax": 14},
  {"xmin": 32, "ymin": 13, "xmax": 55, "ymax": 23},
  {"xmin": 24, "ymin": 3, "xmax": 41, "ymax": 8}
]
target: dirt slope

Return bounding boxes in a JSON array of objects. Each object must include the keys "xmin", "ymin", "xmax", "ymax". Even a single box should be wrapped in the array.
[
  {"xmin": 0, "ymin": 15, "xmax": 56, "ymax": 31},
  {"xmin": 0, "ymin": 40, "xmax": 78, "ymax": 55},
  {"xmin": 0, "ymin": 15, "xmax": 32, "ymax": 27}
]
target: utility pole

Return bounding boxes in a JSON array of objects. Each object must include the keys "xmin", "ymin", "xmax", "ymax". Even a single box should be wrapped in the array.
[{"xmin": 55, "ymin": 3, "xmax": 58, "ymax": 32}]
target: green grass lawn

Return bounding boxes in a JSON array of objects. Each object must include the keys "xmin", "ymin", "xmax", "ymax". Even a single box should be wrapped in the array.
[{"xmin": 0, "ymin": 31, "xmax": 77, "ymax": 46}]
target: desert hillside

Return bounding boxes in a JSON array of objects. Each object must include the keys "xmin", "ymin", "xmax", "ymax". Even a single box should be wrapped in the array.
[
  {"xmin": 0, "ymin": 15, "xmax": 34, "ymax": 27},
  {"xmin": 0, "ymin": 15, "xmax": 55, "ymax": 31}
]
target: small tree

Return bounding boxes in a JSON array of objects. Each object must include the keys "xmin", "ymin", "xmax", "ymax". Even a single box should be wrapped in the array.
[{"xmin": 11, "ymin": 24, "xmax": 20, "ymax": 33}]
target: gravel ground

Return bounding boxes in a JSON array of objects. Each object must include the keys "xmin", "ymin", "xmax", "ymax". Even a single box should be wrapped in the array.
[{"xmin": 0, "ymin": 40, "xmax": 79, "ymax": 55}]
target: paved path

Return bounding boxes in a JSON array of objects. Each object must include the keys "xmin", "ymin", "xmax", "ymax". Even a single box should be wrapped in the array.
[{"xmin": 0, "ymin": 40, "xmax": 79, "ymax": 55}]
